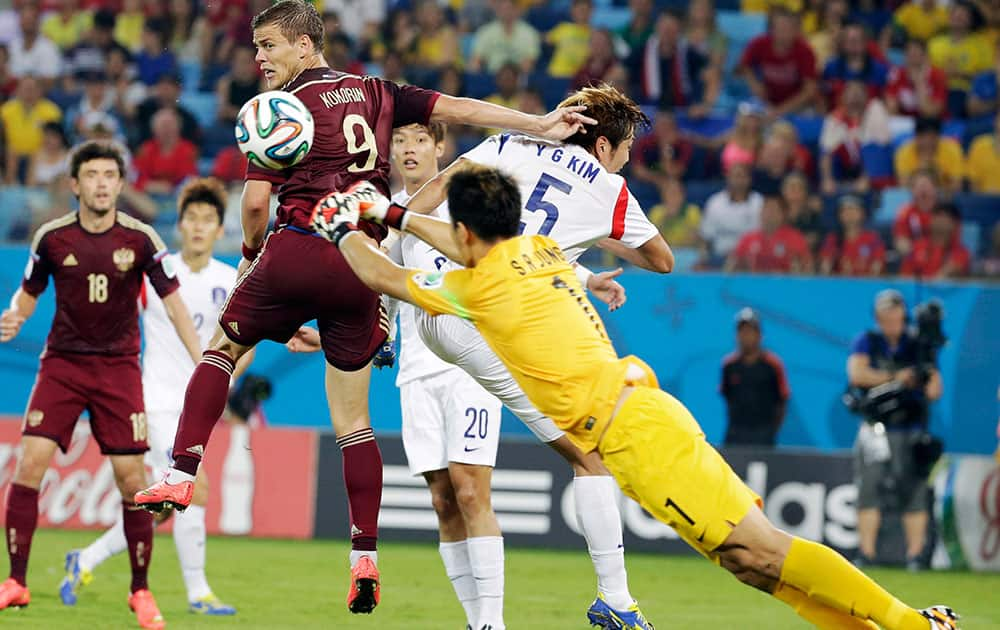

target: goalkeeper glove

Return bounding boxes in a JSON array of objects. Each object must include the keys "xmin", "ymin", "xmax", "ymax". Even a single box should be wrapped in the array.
[{"xmin": 311, "ymin": 190, "xmax": 360, "ymax": 246}]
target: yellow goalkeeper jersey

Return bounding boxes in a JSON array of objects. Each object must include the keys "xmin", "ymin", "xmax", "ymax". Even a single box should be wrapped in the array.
[{"xmin": 405, "ymin": 234, "xmax": 655, "ymax": 452}]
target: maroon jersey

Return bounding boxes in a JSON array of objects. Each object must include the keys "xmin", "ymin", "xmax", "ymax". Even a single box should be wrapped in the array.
[
  {"xmin": 246, "ymin": 68, "xmax": 440, "ymax": 231},
  {"xmin": 22, "ymin": 212, "xmax": 180, "ymax": 356}
]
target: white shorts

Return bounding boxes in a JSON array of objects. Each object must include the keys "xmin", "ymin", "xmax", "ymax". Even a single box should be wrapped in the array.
[
  {"xmin": 144, "ymin": 409, "xmax": 179, "ymax": 479},
  {"xmin": 417, "ymin": 312, "xmax": 565, "ymax": 444},
  {"xmin": 400, "ymin": 367, "xmax": 503, "ymax": 475}
]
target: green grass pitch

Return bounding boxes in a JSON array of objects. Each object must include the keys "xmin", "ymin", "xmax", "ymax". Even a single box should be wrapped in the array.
[{"xmin": 3, "ymin": 528, "xmax": 998, "ymax": 629}]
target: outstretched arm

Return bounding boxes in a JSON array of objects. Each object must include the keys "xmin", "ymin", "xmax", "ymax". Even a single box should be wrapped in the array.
[
  {"xmin": 598, "ymin": 235, "xmax": 674, "ymax": 273},
  {"xmin": 405, "ymin": 158, "xmax": 475, "ymax": 216},
  {"xmin": 430, "ymin": 94, "xmax": 596, "ymax": 141},
  {"xmin": 338, "ymin": 232, "xmax": 415, "ymax": 304}
]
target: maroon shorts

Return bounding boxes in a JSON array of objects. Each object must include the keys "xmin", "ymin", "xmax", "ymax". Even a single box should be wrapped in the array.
[
  {"xmin": 221, "ymin": 227, "xmax": 388, "ymax": 371},
  {"xmin": 23, "ymin": 352, "xmax": 147, "ymax": 455}
]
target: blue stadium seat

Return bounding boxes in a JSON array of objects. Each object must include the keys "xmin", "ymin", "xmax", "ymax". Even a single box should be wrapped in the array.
[
  {"xmin": 179, "ymin": 60, "xmax": 201, "ymax": 93},
  {"xmin": 179, "ymin": 92, "xmax": 217, "ymax": 129},
  {"xmin": 198, "ymin": 157, "xmax": 215, "ymax": 177},
  {"xmin": 460, "ymin": 34, "xmax": 475, "ymax": 60},
  {"xmin": 0, "ymin": 187, "xmax": 29, "ymax": 242},
  {"xmin": 874, "ymin": 187, "xmax": 909, "ymax": 227},
  {"xmin": 788, "ymin": 115, "xmax": 824, "ymax": 145},
  {"xmin": 670, "ymin": 247, "xmax": 701, "ymax": 272},
  {"xmin": 685, "ymin": 180, "xmax": 725, "ymax": 207},
  {"xmin": 718, "ymin": 11, "xmax": 766, "ymax": 72},
  {"xmin": 463, "ymin": 72, "xmax": 496, "ymax": 99},
  {"xmin": 592, "ymin": 7, "xmax": 631, "ymax": 30},
  {"xmin": 525, "ymin": 5, "xmax": 565, "ymax": 32},
  {"xmin": 961, "ymin": 221, "xmax": 982, "ymax": 256},
  {"xmin": 861, "ymin": 144, "xmax": 893, "ymax": 183}
]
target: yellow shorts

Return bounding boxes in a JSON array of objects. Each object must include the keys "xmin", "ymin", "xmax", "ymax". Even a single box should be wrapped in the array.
[{"xmin": 598, "ymin": 386, "xmax": 762, "ymax": 559}]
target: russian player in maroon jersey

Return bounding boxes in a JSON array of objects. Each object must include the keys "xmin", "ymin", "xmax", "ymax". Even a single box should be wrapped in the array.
[
  {"xmin": 0, "ymin": 142, "xmax": 202, "ymax": 629},
  {"xmin": 135, "ymin": 0, "xmax": 594, "ymax": 615}
]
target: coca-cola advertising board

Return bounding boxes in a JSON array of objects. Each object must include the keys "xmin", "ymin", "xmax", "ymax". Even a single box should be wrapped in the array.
[{"xmin": 0, "ymin": 417, "xmax": 318, "ymax": 539}]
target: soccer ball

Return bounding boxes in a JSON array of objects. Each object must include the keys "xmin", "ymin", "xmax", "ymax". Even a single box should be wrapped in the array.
[{"xmin": 235, "ymin": 90, "xmax": 314, "ymax": 171}]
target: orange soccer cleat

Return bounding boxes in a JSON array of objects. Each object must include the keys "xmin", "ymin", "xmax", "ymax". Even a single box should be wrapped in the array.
[
  {"xmin": 134, "ymin": 476, "xmax": 193, "ymax": 513},
  {"xmin": 128, "ymin": 588, "xmax": 165, "ymax": 629},
  {"xmin": 0, "ymin": 578, "xmax": 30, "ymax": 610},
  {"xmin": 347, "ymin": 555, "xmax": 380, "ymax": 614}
]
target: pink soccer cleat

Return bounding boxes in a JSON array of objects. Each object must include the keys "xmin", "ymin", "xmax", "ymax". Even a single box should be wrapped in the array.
[
  {"xmin": 128, "ymin": 588, "xmax": 165, "ymax": 629},
  {"xmin": 134, "ymin": 475, "xmax": 193, "ymax": 513},
  {"xmin": 0, "ymin": 578, "xmax": 29, "ymax": 610}
]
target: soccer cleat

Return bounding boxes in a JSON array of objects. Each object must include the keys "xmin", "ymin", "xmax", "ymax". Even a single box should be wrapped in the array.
[
  {"xmin": 59, "ymin": 549, "xmax": 93, "ymax": 606},
  {"xmin": 134, "ymin": 476, "xmax": 193, "ymax": 513},
  {"xmin": 920, "ymin": 605, "xmax": 960, "ymax": 630},
  {"xmin": 0, "ymin": 578, "xmax": 30, "ymax": 610},
  {"xmin": 587, "ymin": 594, "xmax": 654, "ymax": 630},
  {"xmin": 347, "ymin": 555, "xmax": 380, "ymax": 614},
  {"xmin": 129, "ymin": 588, "xmax": 166, "ymax": 629},
  {"xmin": 189, "ymin": 594, "xmax": 237, "ymax": 616}
]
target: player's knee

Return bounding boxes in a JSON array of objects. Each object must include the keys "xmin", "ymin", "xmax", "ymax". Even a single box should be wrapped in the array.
[
  {"xmin": 720, "ymin": 544, "xmax": 784, "ymax": 583},
  {"xmin": 14, "ymin": 455, "xmax": 47, "ymax": 488},
  {"xmin": 719, "ymin": 547, "xmax": 756, "ymax": 577},
  {"xmin": 429, "ymin": 486, "xmax": 460, "ymax": 521},
  {"xmin": 453, "ymin": 481, "xmax": 489, "ymax": 516},
  {"xmin": 114, "ymin": 469, "xmax": 147, "ymax": 498}
]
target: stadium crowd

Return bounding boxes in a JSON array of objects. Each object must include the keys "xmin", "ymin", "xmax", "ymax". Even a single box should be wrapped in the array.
[{"xmin": 0, "ymin": 0, "xmax": 998, "ymax": 279}]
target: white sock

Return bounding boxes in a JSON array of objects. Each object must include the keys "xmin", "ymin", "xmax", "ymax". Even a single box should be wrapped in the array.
[
  {"xmin": 349, "ymin": 549, "xmax": 377, "ymax": 568},
  {"xmin": 166, "ymin": 468, "xmax": 196, "ymax": 484},
  {"xmin": 439, "ymin": 540, "xmax": 479, "ymax": 626},
  {"xmin": 467, "ymin": 536, "xmax": 504, "ymax": 630},
  {"xmin": 574, "ymin": 475, "xmax": 633, "ymax": 610},
  {"xmin": 78, "ymin": 516, "xmax": 127, "ymax": 572},
  {"xmin": 174, "ymin": 504, "xmax": 212, "ymax": 601}
]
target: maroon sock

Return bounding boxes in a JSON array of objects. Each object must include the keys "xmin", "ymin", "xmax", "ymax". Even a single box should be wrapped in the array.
[
  {"xmin": 5, "ymin": 484, "xmax": 38, "ymax": 586},
  {"xmin": 337, "ymin": 428, "xmax": 382, "ymax": 551},
  {"xmin": 171, "ymin": 350, "xmax": 235, "ymax": 475},
  {"xmin": 122, "ymin": 501, "xmax": 153, "ymax": 593}
]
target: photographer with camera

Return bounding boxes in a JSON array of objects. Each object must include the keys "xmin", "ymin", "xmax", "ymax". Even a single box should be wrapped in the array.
[{"xmin": 846, "ymin": 289, "xmax": 943, "ymax": 571}]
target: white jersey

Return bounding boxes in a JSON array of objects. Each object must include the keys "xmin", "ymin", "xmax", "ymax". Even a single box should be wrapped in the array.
[
  {"xmin": 460, "ymin": 134, "xmax": 659, "ymax": 263},
  {"xmin": 141, "ymin": 254, "xmax": 238, "ymax": 413},
  {"xmin": 391, "ymin": 190, "xmax": 461, "ymax": 387}
]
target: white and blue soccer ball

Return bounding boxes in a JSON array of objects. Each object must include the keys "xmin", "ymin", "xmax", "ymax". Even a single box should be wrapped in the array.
[{"xmin": 235, "ymin": 90, "xmax": 314, "ymax": 170}]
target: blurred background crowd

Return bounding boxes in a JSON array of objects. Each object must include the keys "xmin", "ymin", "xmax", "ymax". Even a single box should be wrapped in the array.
[{"xmin": 0, "ymin": 0, "xmax": 999, "ymax": 279}]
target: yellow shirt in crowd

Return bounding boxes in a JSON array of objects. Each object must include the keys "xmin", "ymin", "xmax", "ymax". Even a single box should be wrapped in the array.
[
  {"xmin": 893, "ymin": 136, "xmax": 965, "ymax": 189},
  {"xmin": 894, "ymin": 3, "xmax": 949, "ymax": 42},
  {"xmin": 965, "ymin": 134, "xmax": 1000, "ymax": 193},
  {"xmin": 41, "ymin": 12, "xmax": 92, "ymax": 50},
  {"xmin": 547, "ymin": 22, "xmax": 592, "ymax": 78},
  {"xmin": 929, "ymin": 33, "xmax": 994, "ymax": 90},
  {"xmin": 1, "ymin": 99, "xmax": 62, "ymax": 157}
]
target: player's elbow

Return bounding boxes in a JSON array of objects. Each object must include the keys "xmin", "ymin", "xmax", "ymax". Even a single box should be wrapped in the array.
[{"xmin": 644, "ymin": 238, "xmax": 674, "ymax": 273}]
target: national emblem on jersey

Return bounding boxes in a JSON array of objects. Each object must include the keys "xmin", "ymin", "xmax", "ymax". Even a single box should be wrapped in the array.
[
  {"xmin": 211, "ymin": 287, "xmax": 227, "ymax": 307},
  {"xmin": 113, "ymin": 247, "xmax": 136, "ymax": 272}
]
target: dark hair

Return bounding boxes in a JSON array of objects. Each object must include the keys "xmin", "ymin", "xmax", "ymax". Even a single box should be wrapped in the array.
[
  {"xmin": 933, "ymin": 201, "xmax": 961, "ymax": 220},
  {"xmin": 252, "ymin": 0, "xmax": 324, "ymax": 53},
  {"xmin": 915, "ymin": 116, "xmax": 943, "ymax": 135},
  {"xmin": 42, "ymin": 121, "xmax": 69, "ymax": 149},
  {"xmin": 393, "ymin": 121, "xmax": 448, "ymax": 143},
  {"xmin": 447, "ymin": 165, "xmax": 522, "ymax": 241},
  {"xmin": 178, "ymin": 177, "xmax": 227, "ymax": 224},
  {"xmin": 557, "ymin": 83, "xmax": 650, "ymax": 152},
  {"xmin": 69, "ymin": 141, "xmax": 125, "ymax": 178},
  {"xmin": 763, "ymin": 194, "xmax": 787, "ymax": 212}
]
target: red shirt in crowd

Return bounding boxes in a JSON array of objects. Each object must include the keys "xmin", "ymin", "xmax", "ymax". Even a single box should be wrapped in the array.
[
  {"xmin": 886, "ymin": 66, "xmax": 948, "ymax": 118},
  {"xmin": 739, "ymin": 35, "xmax": 818, "ymax": 106},
  {"xmin": 134, "ymin": 138, "xmax": 199, "ymax": 191},
  {"xmin": 893, "ymin": 203, "xmax": 933, "ymax": 243},
  {"xmin": 211, "ymin": 145, "xmax": 249, "ymax": 185},
  {"xmin": 819, "ymin": 230, "xmax": 886, "ymax": 275},
  {"xmin": 731, "ymin": 225, "xmax": 812, "ymax": 272},
  {"xmin": 901, "ymin": 237, "xmax": 971, "ymax": 277}
]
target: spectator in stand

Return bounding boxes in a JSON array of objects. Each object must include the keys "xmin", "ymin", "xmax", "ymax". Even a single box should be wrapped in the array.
[
  {"xmin": 105, "ymin": 47, "xmax": 147, "ymax": 123},
  {"xmin": 686, "ymin": 0, "xmax": 728, "ymax": 74},
  {"xmin": 41, "ymin": 0, "xmax": 92, "ymax": 51},
  {"xmin": 1, "ymin": 75, "xmax": 62, "ymax": 184},
  {"xmin": 324, "ymin": 31, "xmax": 365, "ymax": 76},
  {"xmin": 819, "ymin": 195, "xmax": 886, "ymax": 276},
  {"xmin": 115, "ymin": 0, "xmax": 145, "ymax": 52},
  {"xmin": 967, "ymin": 112, "xmax": 1000, "ymax": 193},
  {"xmin": 366, "ymin": 9, "xmax": 416, "ymax": 65},
  {"xmin": 572, "ymin": 29, "xmax": 627, "ymax": 91},
  {"xmin": 65, "ymin": 70, "xmax": 122, "ymax": 144},
  {"xmin": 546, "ymin": 0, "xmax": 592, "ymax": 79},
  {"xmin": 216, "ymin": 44, "xmax": 262, "ymax": 129},
  {"xmin": 211, "ymin": 145, "xmax": 249, "ymax": 186},
  {"xmin": 483, "ymin": 63, "xmax": 527, "ymax": 135},
  {"xmin": 167, "ymin": 0, "xmax": 209, "ymax": 63},
  {"xmin": 65, "ymin": 9, "xmax": 130, "ymax": 77},
  {"xmin": 437, "ymin": 64, "xmax": 464, "ymax": 96},
  {"xmin": 886, "ymin": 37, "xmax": 948, "ymax": 119},
  {"xmin": 901, "ymin": 201, "xmax": 971, "ymax": 278},
  {"xmin": 929, "ymin": 1, "xmax": 993, "ymax": 117},
  {"xmin": 647, "ymin": 178, "xmax": 702, "ymax": 248},
  {"xmin": 738, "ymin": 8, "xmax": 818, "ymax": 118},
  {"xmin": 469, "ymin": 0, "xmax": 540, "ymax": 74},
  {"xmin": 893, "ymin": 169, "xmax": 938, "ymax": 258},
  {"xmin": 781, "ymin": 172, "xmax": 824, "ymax": 251},
  {"xmin": 318, "ymin": 0, "xmax": 385, "ymax": 52},
  {"xmin": 516, "ymin": 87, "xmax": 546, "ymax": 117},
  {"xmin": 134, "ymin": 107, "xmax": 198, "ymax": 194},
  {"xmin": 894, "ymin": 116, "xmax": 964, "ymax": 193},
  {"xmin": 819, "ymin": 80, "xmax": 892, "ymax": 195},
  {"xmin": 720, "ymin": 308, "xmax": 790, "ymax": 448},
  {"xmin": 726, "ymin": 194, "xmax": 812, "ymax": 273},
  {"xmin": 806, "ymin": 0, "xmax": 849, "ymax": 70},
  {"xmin": 380, "ymin": 49, "xmax": 409, "ymax": 85},
  {"xmin": 25, "ymin": 121, "xmax": 69, "ymax": 187},
  {"xmin": 751, "ymin": 136, "xmax": 794, "ymax": 196},
  {"xmin": 630, "ymin": 109, "xmax": 693, "ymax": 186},
  {"xmin": 617, "ymin": 0, "xmax": 655, "ymax": 55},
  {"xmin": 9, "ymin": 3, "xmax": 62, "ymax": 86},
  {"xmin": 134, "ymin": 72, "xmax": 199, "ymax": 146},
  {"xmin": 822, "ymin": 21, "xmax": 890, "ymax": 107},
  {"xmin": 413, "ymin": 0, "xmax": 459, "ymax": 72},
  {"xmin": 717, "ymin": 103, "xmax": 765, "ymax": 173},
  {"xmin": 134, "ymin": 18, "xmax": 177, "ymax": 86},
  {"xmin": 699, "ymin": 163, "xmax": 763, "ymax": 267},
  {"xmin": 770, "ymin": 121, "xmax": 815, "ymax": 179},
  {"xmin": 893, "ymin": 0, "xmax": 949, "ymax": 43},
  {"xmin": 967, "ymin": 37, "xmax": 1000, "ymax": 118},
  {"xmin": 975, "ymin": 222, "xmax": 1000, "ymax": 277},
  {"xmin": 637, "ymin": 10, "xmax": 719, "ymax": 118}
]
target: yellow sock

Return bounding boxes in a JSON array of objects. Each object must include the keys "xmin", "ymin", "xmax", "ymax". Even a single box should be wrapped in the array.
[
  {"xmin": 780, "ymin": 537, "xmax": 928, "ymax": 630},
  {"xmin": 773, "ymin": 582, "xmax": 880, "ymax": 629}
]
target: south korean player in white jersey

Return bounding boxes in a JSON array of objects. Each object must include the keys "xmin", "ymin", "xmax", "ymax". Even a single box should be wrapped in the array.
[
  {"xmin": 61, "ymin": 178, "xmax": 244, "ymax": 616},
  {"xmin": 378, "ymin": 84, "xmax": 673, "ymax": 629}
]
